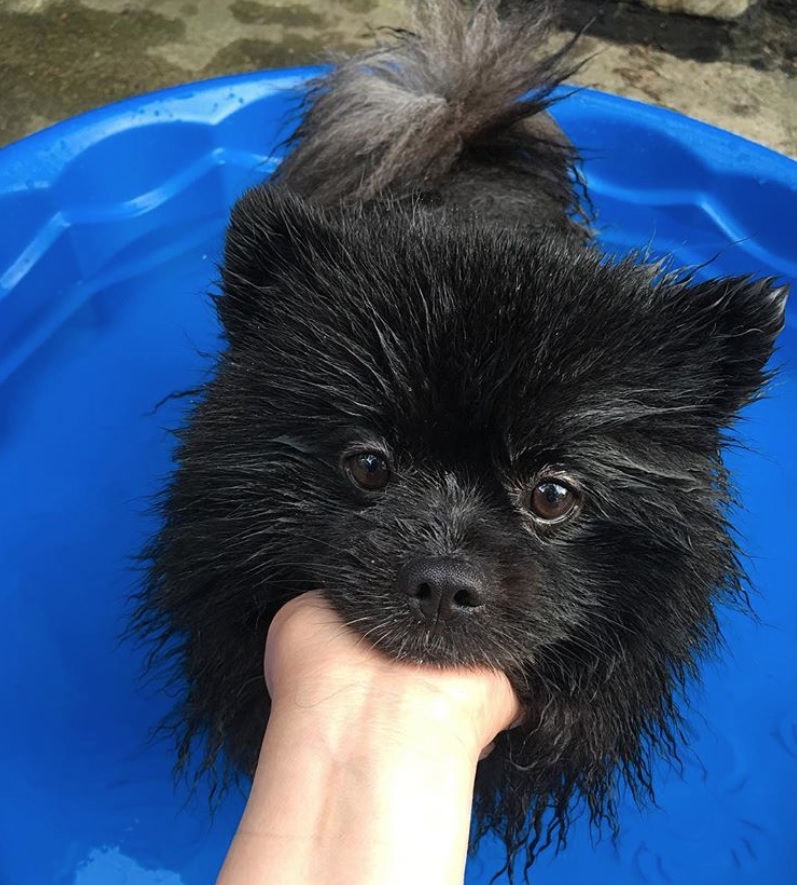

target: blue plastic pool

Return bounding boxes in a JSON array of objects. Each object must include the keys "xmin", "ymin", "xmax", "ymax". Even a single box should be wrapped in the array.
[{"xmin": 0, "ymin": 68, "xmax": 795, "ymax": 885}]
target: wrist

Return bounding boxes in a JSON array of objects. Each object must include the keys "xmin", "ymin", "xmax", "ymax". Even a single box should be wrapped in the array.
[
  {"xmin": 269, "ymin": 662, "xmax": 492, "ymax": 767},
  {"xmin": 225, "ymin": 688, "xmax": 479, "ymax": 885}
]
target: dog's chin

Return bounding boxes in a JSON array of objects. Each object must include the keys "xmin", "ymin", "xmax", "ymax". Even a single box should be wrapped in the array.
[
  {"xmin": 381, "ymin": 635, "xmax": 503, "ymax": 668},
  {"xmin": 328, "ymin": 601, "xmax": 529, "ymax": 671}
]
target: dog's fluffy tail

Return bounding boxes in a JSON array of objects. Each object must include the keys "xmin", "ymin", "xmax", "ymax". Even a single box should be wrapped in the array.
[{"xmin": 273, "ymin": 0, "xmax": 584, "ymax": 223}]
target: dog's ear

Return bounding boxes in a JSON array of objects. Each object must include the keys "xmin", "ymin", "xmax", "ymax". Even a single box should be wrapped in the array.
[
  {"xmin": 663, "ymin": 274, "xmax": 788, "ymax": 427},
  {"xmin": 217, "ymin": 186, "xmax": 338, "ymax": 346}
]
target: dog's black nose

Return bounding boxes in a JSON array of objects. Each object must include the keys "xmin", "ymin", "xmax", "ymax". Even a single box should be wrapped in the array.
[{"xmin": 398, "ymin": 557, "xmax": 486, "ymax": 624}]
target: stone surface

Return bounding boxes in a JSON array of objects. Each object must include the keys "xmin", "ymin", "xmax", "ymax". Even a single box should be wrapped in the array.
[
  {"xmin": 2, "ymin": 0, "xmax": 56, "ymax": 10},
  {"xmin": 0, "ymin": 0, "xmax": 794, "ymax": 156},
  {"xmin": 561, "ymin": 32, "xmax": 796, "ymax": 157},
  {"xmin": 635, "ymin": 0, "xmax": 757, "ymax": 19}
]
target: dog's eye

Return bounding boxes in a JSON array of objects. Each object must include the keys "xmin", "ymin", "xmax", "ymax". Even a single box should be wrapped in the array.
[
  {"xmin": 528, "ymin": 479, "xmax": 580, "ymax": 523},
  {"xmin": 345, "ymin": 452, "xmax": 390, "ymax": 491}
]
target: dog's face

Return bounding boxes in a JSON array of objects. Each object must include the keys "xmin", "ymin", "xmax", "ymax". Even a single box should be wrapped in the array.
[
  {"xmin": 213, "ymin": 188, "xmax": 784, "ymax": 668},
  {"xmin": 142, "ymin": 187, "xmax": 785, "ymax": 861}
]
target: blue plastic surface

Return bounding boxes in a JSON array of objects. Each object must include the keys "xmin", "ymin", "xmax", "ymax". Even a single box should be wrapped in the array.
[{"xmin": 0, "ymin": 68, "xmax": 795, "ymax": 885}]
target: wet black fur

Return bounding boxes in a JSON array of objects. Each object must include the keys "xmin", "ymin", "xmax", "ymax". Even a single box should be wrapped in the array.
[{"xmin": 134, "ymin": 1, "xmax": 787, "ymax": 880}]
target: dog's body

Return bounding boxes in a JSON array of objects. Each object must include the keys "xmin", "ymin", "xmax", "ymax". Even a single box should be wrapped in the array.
[{"xmin": 136, "ymin": 1, "xmax": 787, "ymax": 877}]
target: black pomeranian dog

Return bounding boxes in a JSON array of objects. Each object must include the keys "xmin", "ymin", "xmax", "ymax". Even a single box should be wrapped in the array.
[{"xmin": 135, "ymin": 0, "xmax": 787, "ymax": 878}]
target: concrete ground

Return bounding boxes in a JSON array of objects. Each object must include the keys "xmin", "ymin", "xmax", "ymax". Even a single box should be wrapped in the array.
[{"xmin": 0, "ymin": 0, "xmax": 795, "ymax": 156}]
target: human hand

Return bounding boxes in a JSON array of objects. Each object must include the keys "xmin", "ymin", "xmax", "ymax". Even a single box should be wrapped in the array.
[
  {"xmin": 264, "ymin": 591, "xmax": 522, "ymax": 765},
  {"xmin": 218, "ymin": 592, "xmax": 522, "ymax": 885}
]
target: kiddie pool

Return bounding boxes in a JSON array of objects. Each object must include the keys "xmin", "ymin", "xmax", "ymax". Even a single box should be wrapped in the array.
[{"xmin": 0, "ymin": 68, "xmax": 795, "ymax": 885}]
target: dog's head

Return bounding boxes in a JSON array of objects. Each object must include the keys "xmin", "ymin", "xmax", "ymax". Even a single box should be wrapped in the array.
[{"xmin": 142, "ymin": 187, "xmax": 786, "ymax": 864}]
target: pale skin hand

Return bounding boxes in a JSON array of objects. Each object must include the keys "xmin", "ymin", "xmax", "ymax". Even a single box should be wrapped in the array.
[{"xmin": 216, "ymin": 592, "xmax": 521, "ymax": 885}]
